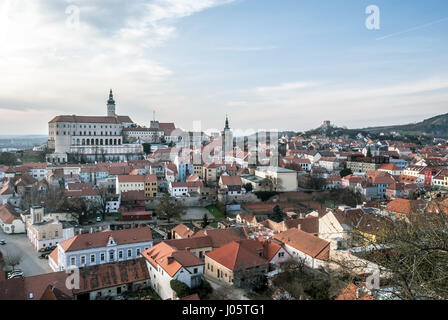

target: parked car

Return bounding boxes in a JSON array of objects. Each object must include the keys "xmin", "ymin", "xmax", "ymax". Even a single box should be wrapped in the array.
[
  {"xmin": 39, "ymin": 253, "xmax": 50, "ymax": 259},
  {"xmin": 7, "ymin": 270, "xmax": 24, "ymax": 279},
  {"xmin": 0, "ymin": 240, "xmax": 6, "ymax": 245},
  {"xmin": 96, "ymin": 216, "xmax": 102, "ymax": 222}
]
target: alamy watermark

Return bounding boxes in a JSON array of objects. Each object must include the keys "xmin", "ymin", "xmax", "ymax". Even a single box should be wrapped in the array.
[
  {"xmin": 65, "ymin": 267, "xmax": 80, "ymax": 290},
  {"xmin": 365, "ymin": 5, "xmax": 380, "ymax": 30},
  {"xmin": 65, "ymin": 0, "xmax": 81, "ymax": 30}
]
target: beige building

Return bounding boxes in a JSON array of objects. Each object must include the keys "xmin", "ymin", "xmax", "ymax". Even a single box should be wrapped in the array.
[
  {"xmin": 116, "ymin": 175, "xmax": 147, "ymax": 194},
  {"xmin": 26, "ymin": 206, "xmax": 75, "ymax": 251},
  {"xmin": 46, "ymin": 90, "xmax": 143, "ymax": 164},
  {"xmin": 346, "ymin": 161, "xmax": 380, "ymax": 173},
  {"xmin": 253, "ymin": 166, "xmax": 298, "ymax": 192}
]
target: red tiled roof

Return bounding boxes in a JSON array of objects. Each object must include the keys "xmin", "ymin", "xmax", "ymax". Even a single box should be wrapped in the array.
[
  {"xmin": 0, "ymin": 204, "xmax": 22, "ymax": 224},
  {"xmin": 205, "ymin": 240, "xmax": 268, "ymax": 271},
  {"xmin": 172, "ymin": 224, "xmax": 195, "ymax": 239},
  {"xmin": 273, "ymin": 228, "xmax": 330, "ymax": 261},
  {"xmin": 49, "ymin": 115, "xmax": 133, "ymax": 124},
  {"xmin": 59, "ymin": 227, "xmax": 152, "ymax": 252},
  {"xmin": 220, "ymin": 175, "xmax": 243, "ymax": 186}
]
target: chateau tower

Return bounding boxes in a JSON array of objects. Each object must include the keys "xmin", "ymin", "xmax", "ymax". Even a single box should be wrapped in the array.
[{"xmin": 107, "ymin": 89, "xmax": 116, "ymax": 117}]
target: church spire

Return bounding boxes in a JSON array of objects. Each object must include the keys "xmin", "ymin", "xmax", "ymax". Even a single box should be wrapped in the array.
[{"xmin": 224, "ymin": 114, "xmax": 230, "ymax": 130}]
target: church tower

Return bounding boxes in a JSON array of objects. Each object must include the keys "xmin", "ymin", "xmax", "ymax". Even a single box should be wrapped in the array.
[
  {"xmin": 107, "ymin": 89, "xmax": 116, "ymax": 117},
  {"xmin": 221, "ymin": 115, "xmax": 233, "ymax": 161}
]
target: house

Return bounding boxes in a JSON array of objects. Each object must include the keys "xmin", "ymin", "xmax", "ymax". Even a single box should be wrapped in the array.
[
  {"xmin": 0, "ymin": 259, "xmax": 150, "ymax": 300},
  {"xmin": 0, "ymin": 203, "xmax": 25, "ymax": 234},
  {"xmin": 385, "ymin": 198, "xmax": 426, "ymax": 219},
  {"xmin": 144, "ymin": 174, "xmax": 158, "ymax": 198},
  {"xmin": 318, "ymin": 210, "xmax": 350, "ymax": 249},
  {"xmin": 204, "ymin": 239, "xmax": 270, "ymax": 289},
  {"xmin": 116, "ymin": 175, "xmax": 147, "ymax": 194},
  {"xmin": 142, "ymin": 241, "xmax": 204, "ymax": 300},
  {"xmin": 254, "ymin": 167, "xmax": 298, "ymax": 192},
  {"xmin": 48, "ymin": 227, "xmax": 153, "ymax": 271},
  {"xmin": 219, "ymin": 175, "xmax": 244, "ymax": 195},
  {"xmin": 378, "ymin": 163, "xmax": 403, "ymax": 176},
  {"xmin": 73, "ymin": 258, "xmax": 150, "ymax": 300},
  {"xmin": 26, "ymin": 206, "xmax": 75, "ymax": 251},
  {"xmin": 273, "ymin": 228, "xmax": 330, "ymax": 269},
  {"xmin": 236, "ymin": 212, "xmax": 260, "ymax": 226},
  {"xmin": 171, "ymin": 224, "xmax": 195, "ymax": 239},
  {"xmin": 334, "ymin": 209, "xmax": 385, "ymax": 245},
  {"xmin": 318, "ymin": 157, "xmax": 340, "ymax": 172},
  {"xmin": 0, "ymin": 183, "xmax": 14, "ymax": 205},
  {"xmin": 261, "ymin": 216, "xmax": 319, "ymax": 235},
  {"xmin": 169, "ymin": 181, "xmax": 189, "ymax": 197}
]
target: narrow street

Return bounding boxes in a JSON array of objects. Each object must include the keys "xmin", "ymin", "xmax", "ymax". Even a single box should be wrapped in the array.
[{"xmin": 0, "ymin": 230, "xmax": 52, "ymax": 277}]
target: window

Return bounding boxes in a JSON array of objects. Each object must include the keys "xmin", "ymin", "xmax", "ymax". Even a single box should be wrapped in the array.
[
  {"xmin": 278, "ymin": 252, "xmax": 285, "ymax": 258},
  {"xmin": 109, "ymin": 250, "xmax": 114, "ymax": 260},
  {"xmin": 136, "ymin": 248, "xmax": 141, "ymax": 256},
  {"xmin": 81, "ymin": 256, "xmax": 86, "ymax": 265},
  {"xmin": 118, "ymin": 250, "xmax": 123, "ymax": 259},
  {"xmin": 100, "ymin": 253, "xmax": 105, "ymax": 262},
  {"xmin": 70, "ymin": 257, "xmax": 76, "ymax": 266},
  {"xmin": 55, "ymin": 231, "xmax": 59, "ymax": 237},
  {"xmin": 90, "ymin": 254, "xmax": 95, "ymax": 263},
  {"xmin": 127, "ymin": 249, "xmax": 132, "ymax": 257},
  {"xmin": 194, "ymin": 268, "xmax": 198, "ymax": 274}
]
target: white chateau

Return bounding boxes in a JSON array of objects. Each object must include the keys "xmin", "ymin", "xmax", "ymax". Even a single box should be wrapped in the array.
[{"xmin": 46, "ymin": 90, "xmax": 144, "ymax": 163}]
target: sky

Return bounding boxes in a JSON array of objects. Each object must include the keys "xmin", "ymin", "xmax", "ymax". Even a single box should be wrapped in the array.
[{"xmin": 0, "ymin": 0, "xmax": 447, "ymax": 135}]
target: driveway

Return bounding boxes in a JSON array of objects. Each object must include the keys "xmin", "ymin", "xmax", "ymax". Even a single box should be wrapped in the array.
[
  {"xmin": 0, "ymin": 230, "xmax": 53, "ymax": 277},
  {"xmin": 204, "ymin": 274, "xmax": 249, "ymax": 300},
  {"xmin": 182, "ymin": 207, "xmax": 214, "ymax": 221}
]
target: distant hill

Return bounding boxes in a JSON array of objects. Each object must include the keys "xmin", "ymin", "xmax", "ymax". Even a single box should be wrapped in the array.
[
  {"xmin": 0, "ymin": 135, "xmax": 47, "ymax": 150},
  {"xmin": 304, "ymin": 113, "xmax": 448, "ymax": 140},
  {"xmin": 359, "ymin": 113, "xmax": 448, "ymax": 138}
]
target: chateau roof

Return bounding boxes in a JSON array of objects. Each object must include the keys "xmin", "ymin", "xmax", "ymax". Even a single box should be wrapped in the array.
[{"xmin": 49, "ymin": 115, "xmax": 133, "ymax": 124}]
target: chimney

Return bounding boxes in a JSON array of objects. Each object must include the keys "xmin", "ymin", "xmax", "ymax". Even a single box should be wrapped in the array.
[{"xmin": 167, "ymin": 256, "xmax": 174, "ymax": 264}]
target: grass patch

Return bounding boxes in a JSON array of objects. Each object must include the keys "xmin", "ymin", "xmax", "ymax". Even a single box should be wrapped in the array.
[{"xmin": 206, "ymin": 205, "xmax": 226, "ymax": 220}]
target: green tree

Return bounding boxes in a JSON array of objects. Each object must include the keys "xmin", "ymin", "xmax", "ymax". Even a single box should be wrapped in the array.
[
  {"xmin": 339, "ymin": 167, "xmax": 353, "ymax": 178},
  {"xmin": 170, "ymin": 279, "xmax": 190, "ymax": 298},
  {"xmin": 0, "ymin": 152, "xmax": 19, "ymax": 166},
  {"xmin": 201, "ymin": 213, "xmax": 209, "ymax": 229},
  {"xmin": 244, "ymin": 183, "xmax": 253, "ymax": 192},
  {"xmin": 155, "ymin": 194, "xmax": 186, "ymax": 223},
  {"xmin": 142, "ymin": 143, "xmax": 152, "ymax": 154},
  {"xmin": 269, "ymin": 205, "xmax": 284, "ymax": 223}
]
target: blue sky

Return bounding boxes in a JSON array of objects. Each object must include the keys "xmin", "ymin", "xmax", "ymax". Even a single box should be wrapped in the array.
[{"xmin": 0, "ymin": 0, "xmax": 447, "ymax": 134}]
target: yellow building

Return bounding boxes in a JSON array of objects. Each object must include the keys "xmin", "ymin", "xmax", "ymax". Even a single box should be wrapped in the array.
[{"xmin": 144, "ymin": 174, "xmax": 158, "ymax": 198}]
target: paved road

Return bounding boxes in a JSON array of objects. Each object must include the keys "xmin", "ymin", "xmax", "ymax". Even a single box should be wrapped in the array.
[
  {"xmin": 0, "ymin": 230, "xmax": 52, "ymax": 277},
  {"xmin": 182, "ymin": 207, "xmax": 214, "ymax": 221}
]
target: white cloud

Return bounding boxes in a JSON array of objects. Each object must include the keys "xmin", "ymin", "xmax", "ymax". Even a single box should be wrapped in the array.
[
  {"xmin": 255, "ymin": 81, "xmax": 320, "ymax": 94},
  {"xmin": 225, "ymin": 78, "xmax": 448, "ymax": 131},
  {"xmin": 0, "ymin": 0, "xmax": 234, "ymax": 133}
]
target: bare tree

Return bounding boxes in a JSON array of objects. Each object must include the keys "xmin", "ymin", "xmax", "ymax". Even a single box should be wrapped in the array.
[
  {"xmin": 4, "ymin": 251, "xmax": 23, "ymax": 271},
  {"xmin": 331, "ymin": 200, "xmax": 448, "ymax": 300}
]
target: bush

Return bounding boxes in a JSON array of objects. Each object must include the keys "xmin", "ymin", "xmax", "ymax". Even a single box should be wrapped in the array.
[
  {"xmin": 253, "ymin": 191, "xmax": 279, "ymax": 201},
  {"xmin": 303, "ymin": 280, "xmax": 331, "ymax": 300},
  {"xmin": 170, "ymin": 279, "xmax": 190, "ymax": 298},
  {"xmin": 191, "ymin": 279, "xmax": 213, "ymax": 299}
]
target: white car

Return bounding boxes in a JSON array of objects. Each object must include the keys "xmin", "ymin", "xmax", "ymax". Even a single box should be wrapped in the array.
[{"xmin": 96, "ymin": 217, "xmax": 102, "ymax": 222}]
